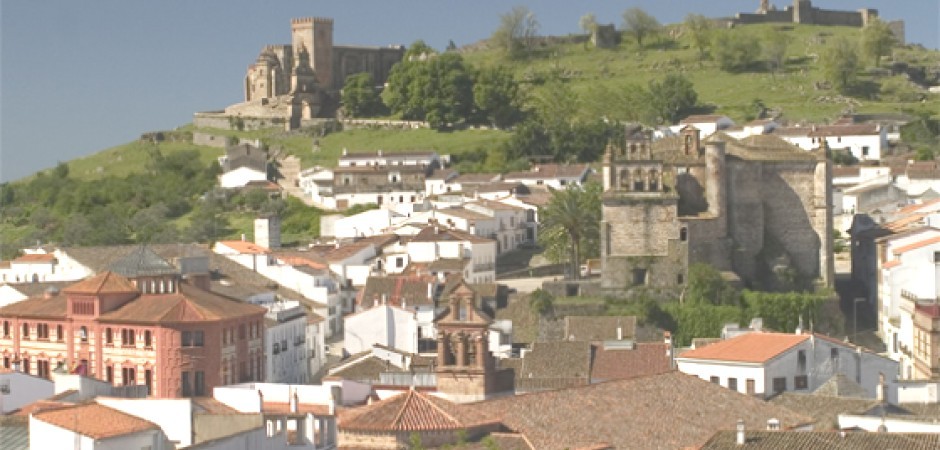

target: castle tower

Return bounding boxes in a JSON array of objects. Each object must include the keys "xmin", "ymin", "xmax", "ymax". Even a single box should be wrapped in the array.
[
  {"xmin": 813, "ymin": 140, "xmax": 835, "ymax": 286},
  {"xmin": 245, "ymin": 47, "xmax": 284, "ymax": 102},
  {"xmin": 601, "ymin": 127, "xmax": 685, "ymax": 292},
  {"xmin": 705, "ymin": 141, "xmax": 726, "ymax": 220},
  {"xmin": 290, "ymin": 17, "xmax": 333, "ymax": 90}
]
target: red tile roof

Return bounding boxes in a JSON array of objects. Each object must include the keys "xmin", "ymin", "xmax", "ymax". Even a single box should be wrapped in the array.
[
  {"xmin": 216, "ymin": 240, "xmax": 271, "ymax": 254},
  {"xmin": 590, "ymin": 343, "xmax": 673, "ymax": 380},
  {"xmin": 62, "ymin": 271, "xmax": 138, "ymax": 295},
  {"xmin": 12, "ymin": 254, "xmax": 56, "ymax": 263},
  {"xmin": 808, "ymin": 123, "xmax": 880, "ymax": 137},
  {"xmin": 262, "ymin": 401, "xmax": 332, "ymax": 416},
  {"xmin": 338, "ymin": 389, "xmax": 495, "ymax": 432},
  {"xmin": 410, "ymin": 225, "xmax": 493, "ymax": 244},
  {"xmin": 98, "ymin": 282, "xmax": 264, "ymax": 324},
  {"xmin": 677, "ymin": 332, "xmax": 809, "ymax": 363},
  {"xmin": 882, "ymin": 260, "xmax": 901, "ymax": 269},
  {"xmin": 891, "ymin": 235, "xmax": 940, "ymax": 255},
  {"xmin": 33, "ymin": 403, "xmax": 160, "ymax": 440}
]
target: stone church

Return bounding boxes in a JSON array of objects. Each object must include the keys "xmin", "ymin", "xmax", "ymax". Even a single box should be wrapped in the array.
[
  {"xmin": 600, "ymin": 126, "xmax": 834, "ymax": 294},
  {"xmin": 199, "ymin": 17, "xmax": 404, "ymax": 129}
]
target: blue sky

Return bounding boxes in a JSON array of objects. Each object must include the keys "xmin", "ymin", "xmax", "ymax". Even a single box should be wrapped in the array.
[{"xmin": 1, "ymin": 0, "xmax": 937, "ymax": 182}]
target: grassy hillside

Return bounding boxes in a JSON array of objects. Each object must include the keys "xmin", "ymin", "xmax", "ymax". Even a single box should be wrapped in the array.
[{"xmin": 464, "ymin": 22, "xmax": 939, "ymax": 123}]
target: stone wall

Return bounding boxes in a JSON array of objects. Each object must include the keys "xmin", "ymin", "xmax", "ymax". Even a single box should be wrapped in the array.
[
  {"xmin": 761, "ymin": 161, "xmax": 823, "ymax": 279},
  {"xmin": 731, "ymin": 1, "xmax": 882, "ymax": 28},
  {"xmin": 193, "ymin": 112, "xmax": 288, "ymax": 131}
]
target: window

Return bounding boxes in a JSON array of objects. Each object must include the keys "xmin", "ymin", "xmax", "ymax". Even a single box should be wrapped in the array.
[
  {"xmin": 181, "ymin": 371, "xmax": 191, "ymax": 397},
  {"xmin": 772, "ymin": 377, "xmax": 787, "ymax": 393},
  {"xmin": 677, "ymin": 273, "xmax": 684, "ymax": 285},
  {"xmin": 862, "ymin": 146, "xmax": 870, "ymax": 157},
  {"xmin": 106, "ymin": 366, "xmax": 114, "ymax": 383},
  {"xmin": 144, "ymin": 330, "xmax": 152, "ymax": 348},
  {"xmin": 830, "ymin": 348, "xmax": 839, "ymax": 370},
  {"xmin": 56, "ymin": 325, "xmax": 63, "ymax": 342},
  {"xmin": 396, "ymin": 257, "xmax": 404, "ymax": 268},
  {"xmin": 2, "ymin": 321, "xmax": 8, "ymax": 338},
  {"xmin": 21, "ymin": 323, "xmax": 29, "ymax": 339},
  {"xmin": 194, "ymin": 371, "xmax": 205, "ymax": 396},
  {"xmin": 281, "ymin": 339, "xmax": 288, "ymax": 351},
  {"xmin": 105, "ymin": 328, "xmax": 114, "ymax": 345},
  {"xmin": 122, "ymin": 367, "xmax": 136, "ymax": 385},
  {"xmin": 746, "ymin": 379, "xmax": 756, "ymax": 395},
  {"xmin": 182, "ymin": 331, "xmax": 204, "ymax": 347},
  {"xmin": 37, "ymin": 360, "xmax": 50, "ymax": 379},
  {"xmin": 934, "ymin": 251, "xmax": 940, "ymax": 263},
  {"xmin": 794, "ymin": 375, "xmax": 808, "ymax": 390},
  {"xmin": 680, "ymin": 227, "xmax": 688, "ymax": 242},
  {"xmin": 122, "ymin": 329, "xmax": 136, "ymax": 347},
  {"xmin": 797, "ymin": 350, "xmax": 806, "ymax": 373},
  {"xmin": 22, "ymin": 358, "xmax": 30, "ymax": 375},
  {"xmin": 239, "ymin": 324, "xmax": 247, "ymax": 340},
  {"xmin": 632, "ymin": 269, "xmax": 647, "ymax": 286},
  {"xmin": 273, "ymin": 343, "xmax": 280, "ymax": 354},
  {"xmin": 710, "ymin": 376, "xmax": 720, "ymax": 384},
  {"xmin": 728, "ymin": 378, "xmax": 738, "ymax": 392},
  {"xmin": 37, "ymin": 324, "xmax": 49, "ymax": 340},
  {"xmin": 145, "ymin": 370, "xmax": 152, "ymax": 395}
]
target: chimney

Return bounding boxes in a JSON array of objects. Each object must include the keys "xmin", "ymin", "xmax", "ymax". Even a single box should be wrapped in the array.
[
  {"xmin": 766, "ymin": 418, "xmax": 780, "ymax": 431},
  {"xmin": 241, "ymin": 233, "xmax": 246, "ymax": 242},
  {"xmin": 736, "ymin": 419, "xmax": 745, "ymax": 445},
  {"xmin": 616, "ymin": 327, "xmax": 623, "ymax": 341},
  {"xmin": 329, "ymin": 385, "xmax": 342, "ymax": 415},
  {"xmin": 289, "ymin": 389, "xmax": 299, "ymax": 413},
  {"xmin": 876, "ymin": 373, "xmax": 886, "ymax": 403},
  {"xmin": 258, "ymin": 390, "xmax": 265, "ymax": 413}
]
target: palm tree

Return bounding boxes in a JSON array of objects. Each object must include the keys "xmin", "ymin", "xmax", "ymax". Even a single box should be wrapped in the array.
[{"xmin": 538, "ymin": 182, "xmax": 601, "ymax": 280}]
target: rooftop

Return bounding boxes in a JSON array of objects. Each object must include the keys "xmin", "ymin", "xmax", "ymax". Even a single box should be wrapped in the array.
[
  {"xmin": 216, "ymin": 240, "xmax": 271, "ymax": 254},
  {"xmin": 32, "ymin": 403, "xmax": 161, "ymax": 440},
  {"xmin": 338, "ymin": 389, "xmax": 495, "ymax": 432},
  {"xmin": 504, "ymin": 164, "xmax": 590, "ymax": 180},
  {"xmin": 701, "ymin": 430, "xmax": 940, "ymax": 449},
  {"xmin": 677, "ymin": 332, "xmax": 809, "ymax": 364}
]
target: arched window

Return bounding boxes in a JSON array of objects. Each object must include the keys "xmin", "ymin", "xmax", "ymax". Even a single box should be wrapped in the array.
[
  {"xmin": 79, "ymin": 326, "xmax": 88, "ymax": 342},
  {"xmin": 633, "ymin": 169, "xmax": 645, "ymax": 191}
]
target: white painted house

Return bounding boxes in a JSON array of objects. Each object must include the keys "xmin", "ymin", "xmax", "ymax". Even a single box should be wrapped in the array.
[
  {"xmin": 30, "ymin": 403, "xmax": 173, "ymax": 450},
  {"xmin": 219, "ymin": 143, "xmax": 269, "ymax": 189},
  {"xmin": 405, "ymin": 225, "xmax": 497, "ymax": 284},
  {"xmin": 775, "ymin": 124, "xmax": 887, "ymax": 161},
  {"xmin": 0, "ymin": 368, "xmax": 54, "ymax": 414},
  {"xmin": 344, "ymin": 303, "xmax": 418, "ymax": 355},
  {"xmin": 676, "ymin": 332, "xmax": 899, "ymax": 399},
  {"xmin": 503, "ymin": 164, "xmax": 592, "ymax": 190},
  {"xmin": 671, "ymin": 115, "xmax": 735, "ymax": 136}
]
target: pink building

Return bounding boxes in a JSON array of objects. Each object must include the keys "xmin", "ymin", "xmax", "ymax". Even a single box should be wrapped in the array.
[{"xmin": 0, "ymin": 262, "xmax": 265, "ymax": 398}]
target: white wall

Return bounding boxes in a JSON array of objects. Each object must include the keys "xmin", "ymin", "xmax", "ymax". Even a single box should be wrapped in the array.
[
  {"xmin": 29, "ymin": 417, "xmax": 170, "ymax": 450},
  {"xmin": 95, "ymin": 397, "xmax": 192, "ymax": 447},
  {"xmin": 838, "ymin": 414, "xmax": 940, "ymax": 432},
  {"xmin": 897, "ymin": 380, "xmax": 940, "ymax": 403},
  {"xmin": 343, "ymin": 305, "xmax": 417, "ymax": 355},
  {"xmin": 220, "ymin": 167, "xmax": 267, "ymax": 189},
  {"xmin": 0, "ymin": 371, "xmax": 54, "ymax": 414}
]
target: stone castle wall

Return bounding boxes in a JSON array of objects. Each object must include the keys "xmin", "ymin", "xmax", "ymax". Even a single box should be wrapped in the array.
[{"xmin": 732, "ymin": 1, "xmax": 881, "ymax": 28}]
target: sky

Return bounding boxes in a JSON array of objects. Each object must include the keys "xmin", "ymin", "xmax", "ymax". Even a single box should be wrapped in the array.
[{"xmin": 1, "ymin": 0, "xmax": 938, "ymax": 182}]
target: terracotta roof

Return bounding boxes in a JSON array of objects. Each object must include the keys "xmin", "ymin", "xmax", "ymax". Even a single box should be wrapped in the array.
[
  {"xmin": 428, "ymin": 258, "xmax": 470, "ymax": 272},
  {"xmin": 883, "ymin": 213, "xmax": 928, "ymax": 232},
  {"xmin": 409, "ymin": 225, "xmax": 493, "ymax": 244},
  {"xmin": 832, "ymin": 166, "xmax": 861, "ymax": 178},
  {"xmin": 701, "ymin": 430, "xmax": 940, "ymax": 449},
  {"xmin": 463, "ymin": 371, "xmax": 812, "ymax": 450},
  {"xmin": 328, "ymin": 354, "xmax": 408, "ymax": 382},
  {"xmin": 916, "ymin": 302, "xmax": 940, "ymax": 318},
  {"xmin": 882, "ymin": 260, "xmax": 901, "ymax": 269},
  {"xmin": 891, "ymin": 235, "xmax": 940, "ymax": 255},
  {"xmin": 564, "ymin": 316, "xmax": 637, "ymax": 342},
  {"xmin": 770, "ymin": 126, "xmax": 812, "ymax": 137},
  {"xmin": 590, "ymin": 342, "xmax": 673, "ymax": 381},
  {"xmin": 808, "ymin": 123, "xmax": 881, "ymax": 137},
  {"xmin": 677, "ymin": 332, "xmax": 809, "ymax": 363},
  {"xmin": 12, "ymin": 254, "xmax": 56, "ymax": 263},
  {"xmin": 470, "ymin": 181, "xmax": 528, "ymax": 194},
  {"xmin": 262, "ymin": 401, "xmax": 331, "ymax": 416},
  {"xmin": 99, "ymin": 281, "xmax": 265, "ymax": 324},
  {"xmin": 356, "ymin": 275, "xmax": 436, "ymax": 308},
  {"xmin": 515, "ymin": 191, "xmax": 553, "ymax": 207},
  {"xmin": 896, "ymin": 199, "xmax": 940, "ymax": 215},
  {"xmin": 275, "ymin": 251, "xmax": 328, "ymax": 270},
  {"xmin": 0, "ymin": 292, "xmax": 67, "ymax": 319},
  {"xmin": 216, "ymin": 240, "xmax": 271, "ymax": 254},
  {"xmin": 504, "ymin": 164, "xmax": 590, "ymax": 181},
  {"xmin": 318, "ymin": 242, "xmax": 372, "ymax": 263},
  {"xmin": 62, "ymin": 271, "xmax": 138, "ymax": 295},
  {"xmin": 770, "ymin": 392, "xmax": 876, "ymax": 430},
  {"xmin": 435, "ymin": 207, "xmax": 492, "ymax": 221},
  {"xmin": 518, "ymin": 341, "xmax": 592, "ymax": 390},
  {"xmin": 32, "ymin": 403, "xmax": 161, "ymax": 440},
  {"xmin": 206, "ymin": 253, "xmax": 310, "ymax": 306},
  {"xmin": 338, "ymin": 389, "xmax": 495, "ymax": 432}
]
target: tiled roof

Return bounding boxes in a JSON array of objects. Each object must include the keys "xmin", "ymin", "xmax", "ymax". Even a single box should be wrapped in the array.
[
  {"xmin": 426, "ymin": 168, "xmax": 458, "ymax": 180},
  {"xmin": 275, "ymin": 251, "xmax": 328, "ymax": 269},
  {"xmin": 504, "ymin": 164, "xmax": 590, "ymax": 180},
  {"xmin": 701, "ymin": 430, "xmax": 940, "ymax": 449},
  {"xmin": 11, "ymin": 253, "xmax": 56, "ymax": 263},
  {"xmin": 410, "ymin": 225, "xmax": 493, "ymax": 244},
  {"xmin": 356, "ymin": 275, "xmax": 436, "ymax": 308},
  {"xmin": 456, "ymin": 432, "xmax": 534, "ymax": 450},
  {"xmin": 61, "ymin": 243, "xmax": 209, "ymax": 273},
  {"xmin": 191, "ymin": 397, "xmax": 244, "ymax": 415},
  {"xmin": 470, "ymin": 181, "xmax": 528, "ymax": 194},
  {"xmin": 6, "ymin": 281, "xmax": 72, "ymax": 298},
  {"xmin": 464, "ymin": 371, "xmax": 812, "ymax": 450},
  {"xmin": 468, "ymin": 198, "xmax": 526, "ymax": 211},
  {"xmin": 677, "ymin": 332, "xmax": 809, "ymax": 363},
  {"xmin": 262, "ymin": 401, "xmax": 331, "ymax": 416},
  {"xmin": 436, "ymin": 207, "xmax": 492, "ymax": 221},
  {"xmin": 452, "ymin": 173, "xmax": 501, "ymax": 184},
  {"xmin": 515, "ymin": 191, "xmax": 553, "ymax": 207},
  {"xmin": 32, "ymin": 403, "xmax": 161, "ymax": 440},
  {"xmin": 891, "ymin": 235, "xmax": 940, "ymax": 255},
  {"xmin": 0, "ymin": 419, "xmax": 28, "ymax": 450},
  {"xmin": 832, "ymin": 166, "xmax": 861, "ymax": 178},
  {"xmin": 206, "ymin": 253, "xmax": 310, "ymax": 305},
  {"xmin": 770, "ymin": 126, "xmax": 812, "ymax": 137},
  {"xmin": 216, "ymin": 240, "xmax": 271, "ymax": 254},
  {"xmin": 915, "ymin": 302, "xmax": 940, "ymax": 318},
  {"xmin": 338, "ymin": 389, "xmax": 495, "ymax": 432},
  {"xmin": 770, "ymin": 392, "xmax": 876, "ymax": 430},
  {"xmin": 882, "ymin": 213, "xmax": 928, "ymax": 232},
  {"xmin": 813, "ymin": 373, "xmax": 870, "ymax": 399},
  {"xmin": 99, "ymin": 281, "xmax": 265, "ymax": 324},
  {"xmin": 428, "ymin": 258, "xmax": 469, "ymax": 272},
  {"xmin": 564, "ymin": 316, "xmax": 637, "ymax": 342},
  {"xmin": 328, "ymin": 354, "xmax": 407, "ymax": 382},
  {"xmin": 808, "ymin": 123, "xmax": 881, "ymax": 137},
  {"xmin": 519, "ymin": 341, "xmax": 592, "ymax": 385},
  {"xmin": 340, "ymin": 150, "xmax": 437, "ymax": 159},
  {"xmin": 62, "ymin": 271, "xmax": 138, "ymax": 295},
  {"xmin": 108, "ymin": 246, "xmax": 179, "ymax": 277},
  {"xmin": 590, "ymin": 343, "xmax": 673, "ymax": 381},
  {"xmin": 0, "ymin": 292, "xmax": 67, "ymax": 319}
]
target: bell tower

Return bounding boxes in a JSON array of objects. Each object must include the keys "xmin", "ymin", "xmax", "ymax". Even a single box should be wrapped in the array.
[{"xmin": 434, "ymin": 281, "xmax": 498, "ymax": 403}]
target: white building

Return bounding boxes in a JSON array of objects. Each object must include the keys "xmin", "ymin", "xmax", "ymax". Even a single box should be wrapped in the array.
[
  {"xmin": 219, "ymin": 143, "xmax": 269, "ymax": 189},
  {"xmin": 337, "ymin": 149, "xmax": 440, "ymax": 168},
  {"xmin": 405, "ymin": 225, "xmax": 497, "ymax": 284},
  {"xmin": 262, "ymin": 302, "xmax": 316, "ymax": 384},
  {"xmin": 344, "ymin": 304, "xmax": 418, "ymax": 355},
  {"xmin": 775, "ymin": 124, "xmax": 887, "ymax": 161},
  {"xmin": 0, "ymin": 368, "xmax": 54, "ymax": 414},
  {"xmin": 670, "ymin": 115, "xmax": 735, "ymax": 136},
  {"xmin": 503, "ymin": 164, "xmax": 593, "ymax": 190},
  {"xmin": 676, "ymin": 332, "xmax": 899, "ymax": 399},
  {"xmin": 30, "ymin": 403, "xmax": 173, "ymax": 450}
]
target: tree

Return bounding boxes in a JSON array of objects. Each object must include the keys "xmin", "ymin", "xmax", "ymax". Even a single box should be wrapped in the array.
[
  {"xmin": 821, "ymin": 37, "xmax": 860, "ymax": 94},
  {"xmin": 383, "ymin": 48, "xmax": 474, "ymax": 129},
  {"xmin": 491, "ymin": 6, "xmax": 539, "ymax": 58},
  {"xmin": 684, "ymin": 14, "xmax": 712, "ymax": 60},
  {"xmin": 860, "ymin": 17, "xmax": 896, "ymax": 67},
  {"xmin": 762, "ymin": 29, "xmax": 791, "ymax": 76},
  {"xmin": 579, "ymin": 13, "xmax": 597, "ymax": 35},
  {"xmin": 685, "ymin": 263, "xmax": 740, "ymax": 306},
  {"xmin": 538, "ymin": 182, "xmax": 601, "ymax": 279},
  {"xmin": 712, "ymin": 29, "xmax": 762, "ymax": 72},
  {"xmin": 341, "ymin": 72, "xmax": 383, "ymax": 118},
  {"xmin": 621, "ymin": 8, "xmax": 660, "ymax": 47},
  {"xmin": 647, "ymin": 74, "xmax": 698, "ymax": 124},
  {"xmin": 472, "ymin": 66, "xmax": 525, "ymax": 128}
]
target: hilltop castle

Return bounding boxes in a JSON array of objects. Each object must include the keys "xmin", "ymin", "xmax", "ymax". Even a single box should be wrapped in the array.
[
  {"xmin": 732, "ymin": 0, "xmax": 904, "ymax": 42},
  {"xmin": 600, "ymin": 126, "xmax": 834, "ymax": 293},
  {"xmin": 195, "ymin": 17, "xmax": 405, "ymax": 130}
]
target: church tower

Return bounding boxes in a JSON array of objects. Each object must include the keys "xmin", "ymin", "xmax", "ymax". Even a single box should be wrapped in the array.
[
  {"xmin": 290, "ymin": 17, "xmax": 333, "ymax": 89},
  {"xmin": 434, "ymin": 281, "xmax": 499, "ymax": 403},
  {"xmin": 600, "ymin": 127, "xmax": 686, "ymax": 292}
]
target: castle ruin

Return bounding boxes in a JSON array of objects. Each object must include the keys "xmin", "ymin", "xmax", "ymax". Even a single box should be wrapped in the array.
[
  {"xmin": 600, "ymin": 126, "xmax": 834, "ymax": 294},
  {"xmin": 195, "ymin": 17, "xmax": 405, "ymax": 130}
]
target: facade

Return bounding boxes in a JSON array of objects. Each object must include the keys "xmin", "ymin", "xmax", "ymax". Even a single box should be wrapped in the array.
[
  {"xmin": 502, "ymin": 163, "xmax": 592, "ymax": 190},
  {"xmin": 676, "ymin": 332, "xmax": 899, "ymax": 399},
  {"xmin": 0, "ymin": 368, "xmax": 54, "ymax": 414},
  {"xmin": 405, "ymin": 225, "xmax": 497, "ymax": 284},
  {"xmin": 264, "ymin": 302, "xmax": 313, "ymax": 384},
  {"xmin": 343, "ymin": 304, "xmax": 418, "ymax": 356},
  {"xmin": 601, "ymin": 126, "xmax": 833, "ymax": 293},
  {"xmin": 912, "ymin": 302, "xmax": 940, "ymax": 380},
  {"xmin": 0, "ymin": 268, "xmax": 266, "ymax": 398}
]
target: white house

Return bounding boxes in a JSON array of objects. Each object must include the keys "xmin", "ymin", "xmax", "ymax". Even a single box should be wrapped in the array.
[
  {"xmin": 877, "ymin": 228, "xmax": 940, "ymax": 379},
  {"xmin": 219, "ymin": 143, "xmax": 269, "ymax": 189},
  {"xmin": 503, "ymin": 164, "xmax": 593, "ymax": 190},
  {"xmin": 0, "ymin": 368, "xmax": 54, "ymax": 414},
  {"xmin": 676, "ymin": 332, "xmax": 899, "ymax": 399},
  {"xmin": 321, "ymin": 209, "xmax": 405, "ymax": 239},
  {"xmin": 840, "ymin": 175, "xmax": 902, "ymax": 215},
  {"xmin": 425, "ymin": 168, "xmax": 459, "ymax": 196},
  {"xmin": 30, "ymin": 402, "xmax": 173, "ymax": 450},
  {"xmin": 405, "ymin": 225, "xmax": 497, "ymax": 284},
  {"xmin": 465, "ymin": 199, "xmax": 530, "ymax": 253},
  {"xmin": 776, "ymin": 124, "xmax": 887, "ymax": 161},
  {"xmin": 343, "ymin": 303, "xmax": 418, "ymax": 355},
  {"xmin": 298, "ymin": 166, "xmax": 334, "ymax": 204},
  {"xmin": 262, "ymin": 302, "xmax": 315, "ymax": 384},
  {"xmin": 671, "ymin": 115, "xmax": 735, "ymax": 136},
  {"xmin": 337, "ymin": 149, "xmax": 440, "ymax": 168}
]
